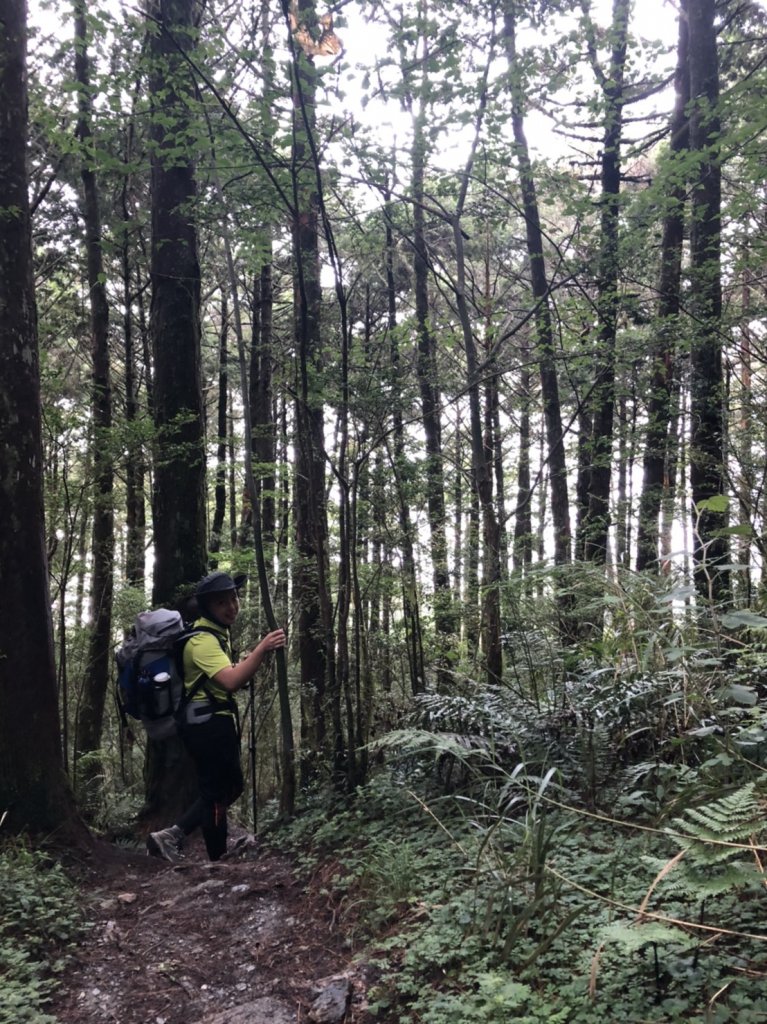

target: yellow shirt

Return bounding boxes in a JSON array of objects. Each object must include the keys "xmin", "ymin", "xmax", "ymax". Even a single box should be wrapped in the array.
[{"xmin": 182, "ymin": 617, "xmax": 234, "ymax": 714}]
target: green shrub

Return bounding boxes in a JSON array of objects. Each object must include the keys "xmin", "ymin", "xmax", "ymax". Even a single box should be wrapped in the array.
[{"xmin": 0, "ymin": 842, "xmax": 85, "ymax": 1024}]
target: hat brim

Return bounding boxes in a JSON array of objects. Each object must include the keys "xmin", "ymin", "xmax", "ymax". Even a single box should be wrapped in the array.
[{"xmin": 233, "ymin": 573, "xmax": 248, "ymax": 589}]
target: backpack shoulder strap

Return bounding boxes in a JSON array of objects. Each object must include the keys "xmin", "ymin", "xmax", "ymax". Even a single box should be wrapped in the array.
[
  {"xmin": 188, "ymin": 625, "xmax": 229, "ymax": 653},
  {"xmin": 174, "ymin": 626, "xmax": 229, "ymax": 674},
  {"xmin": 174, "ymin": 626, "xmax": 233, "ymax": 711}
]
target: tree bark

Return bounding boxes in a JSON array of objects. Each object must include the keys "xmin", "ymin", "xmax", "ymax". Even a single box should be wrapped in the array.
[
  {"xmin": 73, "ymin": 0, "xmax": 115, "ymax": 806},
  {"xmin": 687, "ymin": 0, "xmax": 729, "ymax": 600},
  {"xmin": 121, "ymin": 176, "xmax": 147, "ymax": 590},
  {"xmin": 465, "ymin": 472, "xmax": 480, "ymax": 651},
  {"xmin": 636, "ymin": 0, "xmax": 689, "ymax": 572},
  {"xmin": 145, "ymin": 0, "xmax": 207, "ymax": 825},
  {"xmin": 513, "ymin": 337, "xmax": 533, "ymax": 574},
  {"xmin": 148, "ymin": 0, "xmax": 207, "ymax": 607},
  {"xmin": 582, "ymin": 0, "xmax": 630, "ymax": 563},
  {"xmin": 250, "ymin": 256, "xmax": 277, "ymax": 548},
  {"xmin": 411, "ymin": 80, "xmax": 455, "ymax": 653},
  {"xmin": 450, "ymin": 70, "xmax": 503, "ymax": 683},
  {"xmin": 249, "ymin": 9, "xmax": 277, "ymax": 554},
  {"xmin": 289, "ymin": 0, "xmax": 339, "ymax": 783},
  {"xmin": 0, "ymin": 0, "xmax": 83, "ymax": 838},
  {"xmin": 503, "ymin": 0, "xmax": 572, "ymax": 567},
  {"xmin": 491, "ymin": 368, "xmax": 510, "ymax": 583},
  {"xmin": 209, "ymin": 128, "xmax": 296, "ymax": 815},
  {"xmin": 209, "ymin": 292, "xmax": 228, "ymax": 556},
  {"xmin": 384, "ymin": 185, "xmax": 424, "ymax": 694},
  {"xmin": 452, "ymin": 410, "xmax": 464, "ymax": 609}
]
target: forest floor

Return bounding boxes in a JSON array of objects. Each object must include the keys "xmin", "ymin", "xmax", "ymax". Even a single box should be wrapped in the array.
[{"xmin": 48, "ymin": 829, "xmax": 371, "ymax": 1024}]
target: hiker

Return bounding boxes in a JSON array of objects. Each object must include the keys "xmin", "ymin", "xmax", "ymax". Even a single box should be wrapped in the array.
[{"xmin": 147, "ymin": 571, "xmax": 286, "ymax": 863}]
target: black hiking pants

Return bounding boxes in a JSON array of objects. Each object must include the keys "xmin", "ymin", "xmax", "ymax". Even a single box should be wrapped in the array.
[{"xmin": 178, "ymin": 713, "xmax": 243, "ymax": 860}]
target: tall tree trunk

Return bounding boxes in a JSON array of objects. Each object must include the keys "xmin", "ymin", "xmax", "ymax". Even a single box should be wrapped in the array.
[
  {"xmin": 370, "ymin": 449, "xmax": 392, "ymax": 693},
  {"xmin": 209, "ymin": 292, "xmax": 228, "ymax": 556},
  {"xmin": 513, "ymin": 337, "xmax": 533, "ymax": 573},
  {"xmin": 575, "ymin": 396, "xmax": 593, "ymax": 562},
  {"xmin": 687, "ymin": 0, "xmax": 729, "ymax": 600},
  {"xmin": 452, "ymin": 410, "xmax": 464, "ymax": 610},
  {"xmin": 412, "ymin": 91, "xmax": 455, "ymax": 656},
  {"xmin": 465, "ymin": 472, "xmax": 480, "ymax": 652},
  {"xmin": 503, "ymin": 0, "xmax": 572, "ymax": 567},
  {"xmin": 148, "ymin": 0, "xmax": 207, "ymax": 606},
  {"xmin": 536, "ymin": 435, "xmax": 548, "ymax": 599},
  {"xmin": 210, "ymin": 138, "xmax": 296, "ymax": 815},
  {"xmin": 350, "ymin": 466, "xmax": 370, "ymax": 785},
  {"xmin": 276, "ymin": 393, "xmax": 290, "ymax": 617},
  {"xmin": 229, "ymin": 398, "xmax": 238, "ymax": 549},
  {"xmin": 336, "ymin": 332, "xmax": 361, "ymax": 788},
  {"xmin": 636, "ymin": 1, "xmax": 689, "ymax": 572},
  {"xmin": 288, "ymin": 0, "xmax": 339, "ymax": 782},
  {"xmin": 122, "ymin": 191, "xmax": 146, "ymax": 590},
  {"xmin": 661, "ymin": 387, "xmax": 681, "ymax": 572},
  {"xmin": 74, "ymin": 497, "xmax": 89, "ymax": 627},
  {"xmin": 0, "ymin": 0, "xmax": 82, "ymax": 838},
  {"xmin": 615, "ymin": 391, "xmax": 635, "ymax": 570},
  {"xmin": 491, "ymin": 370, "xmax": 510, "ymax": 583},
  {"xmin": 119, "ymin": 97, "xmax": 147, "ymax": 593},
  {"xmin": 384, "ymin": 185, "xmax": 424, "ymax": 694},
  {"xmin": 250, "ymin": 9, "xmax": 277, "ymax": 554},
  {"xmin": 250, "ymin": 256, "xmax": 276, "ymax": 548},
  {"xmin": 450, "ymin": 57, "xmax": 502, "ymax": 683},
  {"xmin": 137, "ymin": 268, "xmax": 153, "ymax": 411},
  {"xmin": 145, "ymin": 0, "xmax": 207, "ymax": 826},
  {"xmin": 73, "ymin": 0, "xmax": 115, "ymax": 809},
  {"xmin": 583, "ymin": 0, "xmax": 630, "ymax": 563},
  {"xmin": 736, "ymin": 271, "xmax": 754, "ymax": 602},
  {"xmin": 458, "ymin": 348, "xmax": 503, "ymax": 683}
]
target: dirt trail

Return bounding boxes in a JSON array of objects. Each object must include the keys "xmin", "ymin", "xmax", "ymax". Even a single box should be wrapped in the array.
[{"xmin": 50, "ymin": 834, "xmax": 367, "ymax": 1024}]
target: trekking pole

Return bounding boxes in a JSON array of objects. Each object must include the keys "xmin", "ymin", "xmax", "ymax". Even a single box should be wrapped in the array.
[{"xmin": 249, "ymin": 677, "xmax": 257, "ymax": 831}]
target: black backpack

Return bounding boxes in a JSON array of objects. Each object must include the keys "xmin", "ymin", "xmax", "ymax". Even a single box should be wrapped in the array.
[{"xmin": 115, "ymin": 610, "xmax": 227, "ymax": 739}]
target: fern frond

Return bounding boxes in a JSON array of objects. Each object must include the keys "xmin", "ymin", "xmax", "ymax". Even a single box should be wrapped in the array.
[
  {"xmin": 640, "ymin": 853, "xmax": 763, "ymax": 898},
  {"xmin": 601, "ymin": 919, "xmax": 697, "ymax": 954},
  {"xmin": 668, "ymin": 783, "xmax": 765, "ymax": 851},
  {"xmin": 369, "ymin": 728, "xmax": 493, "ymax": 765},
  {"xmin": 634, "ymin": 783, "xmax": 767, "ymax": 903}
]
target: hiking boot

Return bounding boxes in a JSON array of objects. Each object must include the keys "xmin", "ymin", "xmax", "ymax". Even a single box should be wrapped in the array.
[{"xmin": 146, "ymin": 825, "xmax": 185, "ymax": 864}]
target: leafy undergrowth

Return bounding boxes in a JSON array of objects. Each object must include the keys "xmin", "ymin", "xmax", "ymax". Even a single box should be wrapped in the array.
[
  {"xmin": 0, "ymin": 842, "xmax": 86, "ymax": 1024},
  {"xmin": 6, "ymin": 762, "xmax": 767, "ymax": 1023},
  {"xmin": 276, "ymin": 772, "xmax": 767, "ymax": 1024}
]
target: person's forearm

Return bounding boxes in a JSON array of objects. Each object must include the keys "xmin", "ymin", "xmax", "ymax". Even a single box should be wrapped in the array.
[
  {"xmin": 214, "ymin": 641, "xmax": 269, "ymax": 692},
  {"xmin": 212, "ymin": 628, "xmax": 285, "ymax": 692}
]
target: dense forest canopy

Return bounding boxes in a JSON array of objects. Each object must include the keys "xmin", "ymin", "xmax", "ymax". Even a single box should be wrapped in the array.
[
  {"xmin": 2, "ymin": 0, "xmax": 766, "ymax": 805},
  {"xmin": 3, "ymin": 0, "xmax": 767, "ymax": 1016}
]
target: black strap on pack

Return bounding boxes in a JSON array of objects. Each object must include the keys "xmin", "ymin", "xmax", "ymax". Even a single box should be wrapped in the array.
[{"xmin": 175, "ymin": 626, "xmax": 239, "ymax": 727}]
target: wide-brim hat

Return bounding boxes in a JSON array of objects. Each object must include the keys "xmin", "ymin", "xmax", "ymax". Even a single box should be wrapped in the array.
[{"xmin": 195, "ymin": 571, "xmax": 247, "ymax": 598}]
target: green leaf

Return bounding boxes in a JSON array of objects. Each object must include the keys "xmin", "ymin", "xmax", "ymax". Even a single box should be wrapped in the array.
[
  {"xmin": 720, "ymin": 524, "xmax": 754, "ymax": 537},
  {"xmin": 721, "ymin": 610, "xmax": 767, "ymax": 629},
  {"xmin": 664, "ymin": 646, "xmax": 686, "ymax": 663},
  {"xmin": 696, "ymin": 495, "xmax": 729, "ymax": 513},
  {"xmin": 725, "ymin": 683, "xmax": 758, "ymax": 707},
  {"xmin": 658, "ymin": 585, "xmax": 695, "ymax": 604}
]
